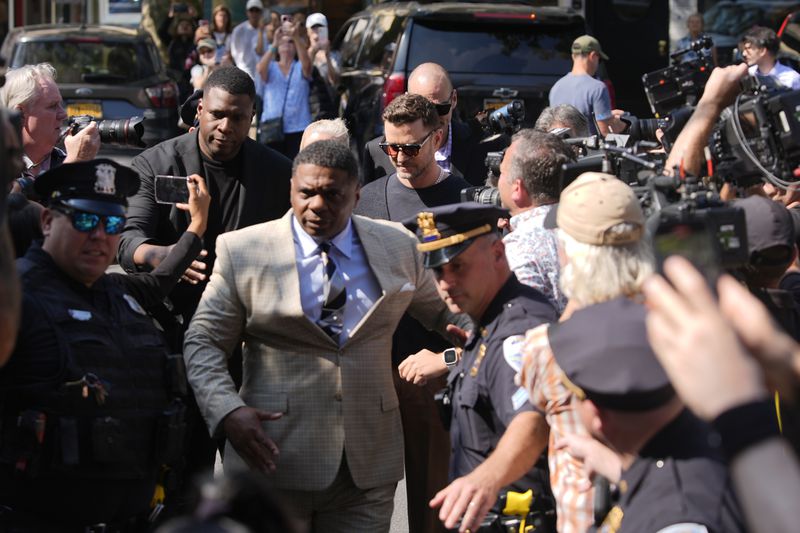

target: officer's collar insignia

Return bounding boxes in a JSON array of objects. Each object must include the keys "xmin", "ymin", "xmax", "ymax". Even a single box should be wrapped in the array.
[
  {"xmin": 94, "ymin": 163, "xmax": 117, "ymax": 195},
  {"xmin": 68, "ymin": 309, "xmax": 92, "ymax": 321},
  {"xmin": 418, "ymin": 212, "xmax": 440, "ymax": 242},
  {"xmin": 123, "ymin": 294, "xmax": 147, "ymax": 316}
]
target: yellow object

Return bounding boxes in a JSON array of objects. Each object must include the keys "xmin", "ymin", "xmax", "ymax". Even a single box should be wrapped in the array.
[
  {"xmin": 151, "ymin": 482, "xmax": 165, "ymax": 508},
  {"xmin": 776, "ymin": 391, "xmax": 783, "ymax": 434},
  {"xmin": 503, "ymin": 489, "xmax": 533, "ymax": 515}
]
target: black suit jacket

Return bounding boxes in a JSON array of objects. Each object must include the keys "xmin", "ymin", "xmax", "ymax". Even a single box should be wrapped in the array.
[
  {"xmin": 118, "ymin": 130, "xmax": 292, "ymax": 317},
  {"xmin": 361, "ymin": 120, "xmax": 504, "ymax": 186}
]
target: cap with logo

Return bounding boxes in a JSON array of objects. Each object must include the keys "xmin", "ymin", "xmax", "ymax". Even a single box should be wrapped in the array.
[
  {"xmin": 197, "ymin": 38, "xmax": 217, "ymax": 51},
  {"xmin": 571, "ymin": 34, "xmax": 609, "ymax": 61},
  {"xmin": 404, "ymin": 203, "xmax": 508, "ymax": 268},
  {"xmin": 34, "ymin": 159, "xmax": 140, "ymax": 217},
  {"xmin": 306, "ymin": 12, "xmax": 328, "ymax": 29},
  {"xmin": 734, "ymin": 195, "xmax": 795, "ymax": 264},
  {"xmin": 544, "ymin": 172, "xmax": 645, "ymax": 246},
  {"xmin": 549, "ymin": 297, "xmax": 674, "ymax": 411},
  {"xmin": 245, "ymin": 0, "xmax": 263, "ymax": 11}
]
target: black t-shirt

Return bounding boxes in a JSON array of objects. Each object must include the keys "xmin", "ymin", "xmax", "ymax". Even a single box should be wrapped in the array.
[
  {"xmin": 354, "ymin": 172, "xmax": 471, "ymax": 365},
  {"xmin": 354, "ymin": 172, "xmax": 470, "ymax": 222},
  {"xmin": 201, "ymin": 148, "xmax": 244, "ymax": 251}
]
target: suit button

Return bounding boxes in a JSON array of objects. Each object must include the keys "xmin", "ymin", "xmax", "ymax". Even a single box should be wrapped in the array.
[{"xmin": 334, "ymin": 392, "xmax": 343, "ymax": 401}]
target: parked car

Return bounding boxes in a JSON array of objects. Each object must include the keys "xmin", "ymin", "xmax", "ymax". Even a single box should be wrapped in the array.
[
  {"xmin": 1, "ymin": 24, "xmax": 181, "ymax": 149},
  {"xmin": 332, "ymin": 1, "xmax": 590, "ymax": 155}
]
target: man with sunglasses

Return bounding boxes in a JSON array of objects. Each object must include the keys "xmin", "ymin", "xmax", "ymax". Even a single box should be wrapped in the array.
[
  {"xmin": 362, "ymin": 63, "xmax": 500, "ymax": 186},
  {"xmin": 355, "ymin": 92, "xmax": 472, "ymax": 533},
  {"xmin": 0, "ymin": 159, "xmax": 210, "ymax": 529}
]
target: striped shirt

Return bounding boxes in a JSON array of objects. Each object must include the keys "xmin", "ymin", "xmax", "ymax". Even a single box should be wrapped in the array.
[{"xmin": 522, "ymin": 323, "xmax": 595, "ymax": 533}]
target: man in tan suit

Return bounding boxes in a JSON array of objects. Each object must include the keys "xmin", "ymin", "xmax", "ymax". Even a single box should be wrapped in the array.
[{"xmin": 184, "ymin": 140, "xmax": 462, "ymax": 531}]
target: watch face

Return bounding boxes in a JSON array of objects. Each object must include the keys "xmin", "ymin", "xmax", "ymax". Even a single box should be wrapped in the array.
[{"xmin": 444, "ymin": 348, "xmax": 458, "ymax": 365}]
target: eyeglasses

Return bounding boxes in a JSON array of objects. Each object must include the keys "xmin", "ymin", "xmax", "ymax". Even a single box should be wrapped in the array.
[
  {"xmin": 379, "ymin": 129, "xmax": 437, "ymax": 158},
  {"xmin": 433, "ymin": 91, "xmax": 455, "ymax": 116},
  {"xmin": 53, "ymin": 206, "xmax": 126, "ymax": 235}
]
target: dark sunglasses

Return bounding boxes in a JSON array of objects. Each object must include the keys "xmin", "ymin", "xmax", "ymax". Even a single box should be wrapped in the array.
[
  {"xmin": 53, "ymin": 206, "xmax": 126, "ymax": 235},
  {"xmin": 379, "ymin": 129, "xmax": 437, "ymax": 158},
  {"xmin": 433, "ymin": 91, "xmax": 455, "ymax": 116}
]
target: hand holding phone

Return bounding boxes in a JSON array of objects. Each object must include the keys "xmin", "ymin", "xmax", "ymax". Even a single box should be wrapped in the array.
[{"xmin": 155, "ymin": 175, "xmax": 190, "ymax": 205}]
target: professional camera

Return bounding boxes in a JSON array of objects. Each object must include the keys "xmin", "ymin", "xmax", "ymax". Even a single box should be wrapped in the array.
[
  {"xmin": 461, "ymin": 101, "xmax": 526, "ymax": 207},
  {"xmin": 711, "ymin": 75, "xmax": 800, "ymax": 189},
  {"xmin": 64, "ymin": 115, "xmax": 146, "ymax": 148},
  {"xmin": 642, "ymin": 36, "xmax": 714, "ymax": 118}
]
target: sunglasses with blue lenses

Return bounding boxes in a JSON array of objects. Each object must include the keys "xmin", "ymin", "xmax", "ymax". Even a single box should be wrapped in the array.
[{"xmin": 54, "ymin": 207, "xmax": 127, "ymax": 235}]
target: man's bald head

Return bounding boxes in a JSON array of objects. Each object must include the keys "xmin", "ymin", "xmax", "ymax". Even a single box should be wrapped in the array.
[{"xmin": 408, "ymin": 63, "xmax": 456, "ymax": 128}]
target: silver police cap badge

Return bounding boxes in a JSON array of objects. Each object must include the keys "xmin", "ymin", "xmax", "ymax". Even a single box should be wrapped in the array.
[{"xmin": 94, "ymin": 163, "xmax": 117, "ymax": 195}]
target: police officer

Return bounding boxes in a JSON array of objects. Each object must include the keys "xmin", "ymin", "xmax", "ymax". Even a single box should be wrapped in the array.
[
  {"xmin": 549, "ymin": 298, "xmax": 746, "ymax": 533},
  {"xmin": 404, "ymin": 203, "xmax": 557, "ymax": 533},
  {"xmin": 0, "ymin": 159, "xmax": 209, "ymax": 531}
]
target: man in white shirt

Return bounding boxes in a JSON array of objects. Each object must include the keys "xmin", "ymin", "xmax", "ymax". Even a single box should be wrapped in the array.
[
  {"xmin": 229, "ymin": 0, "xmax": 268, "ymax": 81},
  {"xmin": 740, "ymin": 26, "xmax": 800, "ymax": 90}
]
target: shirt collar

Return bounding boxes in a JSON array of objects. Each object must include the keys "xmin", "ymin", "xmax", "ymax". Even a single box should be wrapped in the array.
[
  {"xmin": 509, "ymin": 203, "xmax": 555, "ymax": 232},
  {"xmin": 292, "ymin": 215, "xmax": 354, "ymax": 259},
  {"xmin": 435, "ymin": 122, "xmax": 453, "ymax": 164}
]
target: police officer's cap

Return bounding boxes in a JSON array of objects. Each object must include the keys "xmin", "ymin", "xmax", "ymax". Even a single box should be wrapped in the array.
[
  {"xmin": 549, "ymin": 297, "xmax": 675, "ymax": 411},
  {"xmin": 34, "ymin": 159, "xmax": 139, "ymax": 217},
  {"xmin": 404, "ymin": 203, "xmax": 508, "ymax": 268}
]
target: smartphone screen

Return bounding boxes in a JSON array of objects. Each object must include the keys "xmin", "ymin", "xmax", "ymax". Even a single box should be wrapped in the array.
[
  {"xmin": 317, "ymin": 27, "xmax": 328, "ymax": 44},
  {"xmin": 155, "ymin": 175, "xmax": 190, "ymax": 204},
  {"xmin": 654, "ymin": 222, "xmax": 721, "ymax": 289}
]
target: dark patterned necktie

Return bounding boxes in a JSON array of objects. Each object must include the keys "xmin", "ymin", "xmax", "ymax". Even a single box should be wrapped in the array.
[{"xmin": 318, "ymin": 242, "xmax": 346, "ymax": 341}]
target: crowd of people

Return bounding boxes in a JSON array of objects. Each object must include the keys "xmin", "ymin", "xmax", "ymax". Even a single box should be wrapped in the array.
[{"xmin": 3, "ymin": 6, "xmax": 800, "ymax": 533}]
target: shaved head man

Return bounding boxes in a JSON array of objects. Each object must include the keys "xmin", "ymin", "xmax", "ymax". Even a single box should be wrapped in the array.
[{"xmin": 361, "ymin": 62, "xmax": 502, "ymax": 186}]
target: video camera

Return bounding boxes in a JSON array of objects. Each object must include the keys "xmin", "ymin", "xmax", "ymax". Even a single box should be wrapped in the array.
[
  {"xmin": 63, "ymin": 115, "xmax": 146, "ymax": 148},
  {"xmin": 460, "ymin": 100, "xmax": 526, "ymax": 207},
  {"xmin": 711, "ymin": 75, "xmax": 800, "ymax": 189}
]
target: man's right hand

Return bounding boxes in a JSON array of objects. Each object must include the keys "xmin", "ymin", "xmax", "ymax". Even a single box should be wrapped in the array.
[
  {"xmin": 223, "ymin": 406, "xmax": 282, "ymax": 474},
  {"xmin": 399, "ymin": 349, "xmax": 449, "ymax": 386},
  {"xmin": 63, "ymin": 121, "xmax": 101, "ymax": 163}
]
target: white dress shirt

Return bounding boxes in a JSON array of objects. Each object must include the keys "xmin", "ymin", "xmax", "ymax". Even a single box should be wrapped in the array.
[
  {"xmin": 292, "ymin": 216, "xmax": 381, "ymax": 345},
  {"xmin": 749, "ymin": 61, "xmax": 800, "ymax": 90}
]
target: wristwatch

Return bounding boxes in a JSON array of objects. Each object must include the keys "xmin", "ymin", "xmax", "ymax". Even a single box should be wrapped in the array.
[{"xmin": 442, "ymin": 347, "xmax": 458, "ymax": 368}]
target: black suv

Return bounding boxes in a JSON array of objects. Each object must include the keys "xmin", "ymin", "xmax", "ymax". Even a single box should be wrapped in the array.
[
  {"xmin": 332, "ymin": 2, "xmax": 588, "ymax": 154},
  {"xmin": 1, "ymin": 24, "xmax": 181, "ymax": 149}
]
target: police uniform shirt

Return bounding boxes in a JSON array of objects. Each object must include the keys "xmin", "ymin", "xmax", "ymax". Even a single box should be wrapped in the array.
[
  {"xmin": 448, "ymin": 274, "xmax": 556, "ymax": 494},
  {"xmin": 594, "ymin": 410, "xmax": 746, "ymax": 533}
]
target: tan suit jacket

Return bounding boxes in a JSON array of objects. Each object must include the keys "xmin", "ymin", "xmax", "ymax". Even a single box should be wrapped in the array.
[{"xmin": 184, "ymin": 211, "xmax": 457, "ymax": 490}]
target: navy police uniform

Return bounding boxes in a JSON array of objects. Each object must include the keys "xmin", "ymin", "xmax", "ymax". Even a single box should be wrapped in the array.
[
  {"xmin": 406, "ymin": 204, "xmax": 557, "ymax": 512},
  {"xmin": 550, "ymin": 297, "xmax": 745, "ymax": 533},
  {"xmin": 0, "ymin": 161, "xmax": 198, "ymax": 531}
]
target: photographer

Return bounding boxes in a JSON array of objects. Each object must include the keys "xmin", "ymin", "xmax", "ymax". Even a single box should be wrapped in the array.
[
  {"xmin": 534, "ymin": 104, "xmax": 589, "ymax": 138},
  {"xmin": 498, "ymin": 129, "xmax": 573, "ymax": 313},
  {"xmin": 740, "ymin": 26, "xmax": 800, "ymax": 91},
  {"xmin": 0, "ymin": 63, "xmax": 100, "ymax": 199}
]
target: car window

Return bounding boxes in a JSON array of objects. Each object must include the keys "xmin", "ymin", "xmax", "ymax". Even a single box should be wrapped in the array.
[
  {"xmin": 407, "ymin": 20, "xmax": 584, "ymax": 75},
  {"xmin": 12, "ymin": 40, "xmax": 157, "ymax": 83},
  {"xmin": 339, "ymin": 17, "xmax": 370, "ymax": 69},
  {"xmin": 358, "ymin": 14, "xmax": 405, "ymax": 71}
]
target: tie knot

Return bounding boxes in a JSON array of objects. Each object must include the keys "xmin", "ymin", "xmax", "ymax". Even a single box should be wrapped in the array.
[{"xmin": 319, "ymin": 242, "xmax": 332, "ymax": 255}]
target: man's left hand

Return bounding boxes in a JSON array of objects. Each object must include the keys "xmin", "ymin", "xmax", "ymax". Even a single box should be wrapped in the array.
[
  {"xmin": 430, "ymin": 470, "xmax": 499, "ymax": 532},
  {"xmin": 399, "ymin": 349, "xmax": 448, "ymax": 386},
  {"xmin": 64, "ymin": 121, "xmax": 101, "ymax": 163}
]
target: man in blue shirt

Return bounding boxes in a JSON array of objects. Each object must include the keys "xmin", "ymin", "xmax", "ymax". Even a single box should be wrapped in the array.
[{"xmin": 549, "ymin": 35, "xmax": 615, "ymax": 136}]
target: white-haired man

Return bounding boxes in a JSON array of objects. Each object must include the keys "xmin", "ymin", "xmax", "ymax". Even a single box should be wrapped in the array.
[
  {"xmin": 0, "ymin": 63, "xmax": 100, "ymax": 198},
  {"xmin": 300, "ymin": 118, "xmax": 349, "ymax": 150},
  {"xmin": 518, "ymin": 172, "xmax": 655, "ymax": 533}
]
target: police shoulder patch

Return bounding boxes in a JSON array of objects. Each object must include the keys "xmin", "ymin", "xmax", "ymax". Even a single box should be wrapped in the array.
[{"xmin": 502, "ymin": 334, "xmax": 525, "ymax": 372}]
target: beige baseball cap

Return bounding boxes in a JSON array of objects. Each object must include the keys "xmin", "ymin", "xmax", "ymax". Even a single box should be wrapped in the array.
[
  {"xmin": 571, "ymin": 35, "xmax": 609, "ymax": 60},
  {"xmin": 543, "ymin": 172, "xmax": 645, "ymax": 245}
]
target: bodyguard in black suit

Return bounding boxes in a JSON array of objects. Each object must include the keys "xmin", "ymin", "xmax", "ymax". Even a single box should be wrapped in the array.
[
  {"xmin": 118, "ymin": 67, "xmax": 292, "ymax": 322},
  {"xmin": 361, "ymin": 62, "xmax": 502, "ymax": 187}
]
